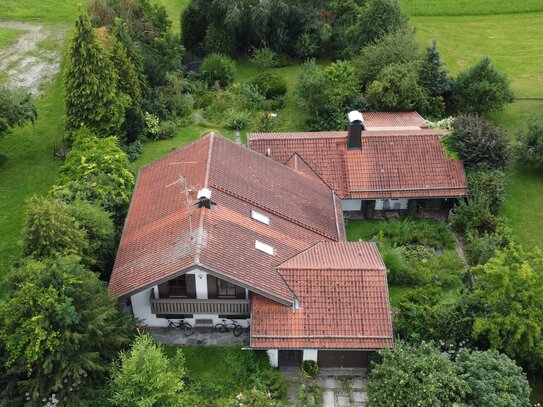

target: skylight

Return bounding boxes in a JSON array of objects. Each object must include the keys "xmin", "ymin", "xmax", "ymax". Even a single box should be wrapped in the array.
[
  {"xmin": 255, "ymin": 240, "xmax": 275, "ymax": 255},
  {"xmin": 251, "ymin": 210, "xmax": 270, "ymax": 225}
]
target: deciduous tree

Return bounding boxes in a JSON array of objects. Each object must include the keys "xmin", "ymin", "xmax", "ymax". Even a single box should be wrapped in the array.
[
  {"xmin": 0, "ymin": 85, "xmax": 37, "ymax": 137},
  {"xmin": 516, "ymin": 117, "xmax": 543, "ymax": 170}
]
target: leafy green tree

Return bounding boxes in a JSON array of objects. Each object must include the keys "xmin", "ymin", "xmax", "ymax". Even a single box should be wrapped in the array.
[
  {"xmin": 447, "ymin": 114, "xmax": 511, "ymax": 169},
  {"xmin": 67, "ymin": 200, "xmax": 115, "ymax": 275},
  {"xmin": 52, "ymin": 128, "xmax": 135, "ymax": 216},
  {"xmin": 0, "ymin": 256, "xmax": 134, "ymax": 405},
  {"xmin": 22, "ymin": 196, "xmax": 87, "ymax": 259},
  {"xmin": 201, "ymin": 54, "xmax": 237, "ymax": 87},
  {"xmin": 471, "ymin": 244, "xmax": 543, "ymax": 371},
  {"xmin": 65, "ymin": 12, "xmax": 128, "ymax": 136},
  {"xmin": 367, "ymin": 341, "xmax": 467, "ymax": 407},
  {"xmin": 0, "ymin": 85, "xmax": 37, "ymax": 137},
  {"xmin": 516, "ymin": 117, "xmax": 543, "ymax": 169},
  {"xmin": 296, "ymin": 59, "xmax": 359, "ymax": 130},
  {"xmin": 346, "ymin": 0, "xmax": 409, "ymax": 55},
  {"xmin": 456, "ymin": 349, "xmax": 531, "ymax": 407},
  {"xmin": 452, "ymin": 57, "xmax": 514, "ymax": 114},
  {"xmin": 352, "ymin": 29, "xmax": 419, "ymax": 90},
  {"xmin": 109, "ymin": 333, "xmax": 187, "ymax": 407},
  {"xmin": 365, "ymin": 62, "xmax": 427, "ymax": 111},
  {"xmin": 419, "ymin": 40, "xmax": 451, "ymax": 98},
  {"xmin": 180, "ymin": 0, "xmax": 208, "ymax": 49}
]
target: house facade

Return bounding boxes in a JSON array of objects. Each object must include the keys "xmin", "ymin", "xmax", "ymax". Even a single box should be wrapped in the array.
[{"xmin": 248, "ymin": 111, "xmax": 468, "ymax": 219}]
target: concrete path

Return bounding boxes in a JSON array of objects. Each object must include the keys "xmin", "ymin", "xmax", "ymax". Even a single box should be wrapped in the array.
[
  {"xmin": 281, "ymin": 368, "xmax": 367, "ymax": 407},
  {"xmin": 148, "ymin": 327, "xmax": 249, "ymax": 346}
]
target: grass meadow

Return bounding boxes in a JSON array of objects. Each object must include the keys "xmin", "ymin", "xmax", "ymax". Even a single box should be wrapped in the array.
[{"xmin": 400, "ymin": 0, "xmax": 543, "ymax": 16}]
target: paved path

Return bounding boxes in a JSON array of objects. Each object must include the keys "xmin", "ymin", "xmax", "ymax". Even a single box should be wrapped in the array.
[{"xmin": 281, "ymin": 368, "xmax": 367, "ymax": 407}]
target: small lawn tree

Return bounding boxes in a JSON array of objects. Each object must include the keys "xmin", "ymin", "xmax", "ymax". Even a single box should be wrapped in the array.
[
  {"xmin": 0, "ymin": 85, "xmax": 37, "ymax": 137},
  {"xmin": 452, "ymin": 57, "xmax": 514, "ymax": 114},
  {"xmin": 516, "ymin": 117, "xmax": 543, "ymax": 170},
  {"xmin": 419, "ymin": 40, "xmax": 451, "ymax": 98},
  {"xmin": 109, "ymin": 333, "xmax": 187, "ymax": 407},
  {"xmin": 0, "ymin": 256, "xmax": 134, "ymax": 404}
]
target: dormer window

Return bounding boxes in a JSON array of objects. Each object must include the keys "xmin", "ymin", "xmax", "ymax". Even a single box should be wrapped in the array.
[
  {"xmin": 251, "ymin": 210, "xmax": 270, "ymax": 225},
  {"xmin": 255, "ymin": 240, "xmax": 275, "ymax": 255}
]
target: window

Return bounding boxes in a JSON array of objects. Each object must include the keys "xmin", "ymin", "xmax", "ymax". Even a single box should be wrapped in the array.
[
  {"xmin": 168, "ymin": 275, "xmax": 187, "ymax": 297},
  {"xmin": 255, "ymin": 240, "xmax": 275, "ymax": 255},
  {"xmin": 218, "ymin": 279, "xmax": 236, "ymax": 297},
  {"xmin": 251, "ymin": 210, "xmax": 270, "ymax": 225}
]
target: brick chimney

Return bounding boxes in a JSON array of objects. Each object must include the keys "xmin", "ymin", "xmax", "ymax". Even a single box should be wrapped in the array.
[{"xmin": 347, "ymin": 111, "xmax": 364, "ymax": 150}]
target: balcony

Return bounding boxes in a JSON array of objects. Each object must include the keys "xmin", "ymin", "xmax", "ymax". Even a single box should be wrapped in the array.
[{"xmin": 150, "ymin": 292, "xmax": 250, "ymax": 315}]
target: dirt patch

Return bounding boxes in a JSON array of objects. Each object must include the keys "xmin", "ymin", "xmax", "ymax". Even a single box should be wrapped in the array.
[{"xmin": 0, "ymin": 20, "xmax": 67, "ymax": 95}]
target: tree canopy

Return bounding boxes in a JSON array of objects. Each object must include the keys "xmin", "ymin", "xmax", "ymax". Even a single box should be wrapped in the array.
[
  {"xmin": 0, "ymin": 256, "xmax": 134, "ymax": 404},
  {"xmin": 0, "ymin": 85, "xmax": 37, "ymax": 137},
  {"xmin": 109, "ymin": 333, "xmax": 187, "ymax": 407},
  {"xmin": 452, "ymin": 57, "xmax": 514, "ymax": 114},
  {"xmin": 516, "ymin": 117, "xmax": 543, "ymax": 170}
]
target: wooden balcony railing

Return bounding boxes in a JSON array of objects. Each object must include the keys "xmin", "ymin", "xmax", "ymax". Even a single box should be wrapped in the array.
[{"xmin": 150, "ymin": 293, "xmax": 250, "ymax": 315}]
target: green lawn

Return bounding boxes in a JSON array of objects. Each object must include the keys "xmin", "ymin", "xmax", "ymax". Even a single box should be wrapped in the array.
[
  {"xmin": 0, "ymin": 0, "xmax": 89, "ymax": 23},
  {"xmin": 411, "ymin": 13, "xmax": 543, "ymax": 97},
  {"xmin": 0, "ymin": 76, "xmax": 64, "ymax": 274},
  {"xmin": 155, "ymin": 0, "xmax": 189, "ymax": 32},
  {"xmin": 400, "ymin": 0, "xmax": 543, "ymax": 16},
  {"xmin": 0, "ymin": 27, "xmax": 22, "ymax": 48}
]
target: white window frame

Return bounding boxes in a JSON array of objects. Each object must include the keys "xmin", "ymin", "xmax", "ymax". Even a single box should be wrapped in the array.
[
  {"xmin": 251, "ymin": 210, "xmax": 270, "ymax": 225},
  {"xmin": 255, "ymin": 240, "xmax": 275, "ymax": 255}
]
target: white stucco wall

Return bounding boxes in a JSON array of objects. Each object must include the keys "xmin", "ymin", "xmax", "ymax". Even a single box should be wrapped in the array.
[
  {"xmin": 267, "ymin": 350, "xmax": 279, "ymax": 367},
  {"xmin": 341, "ymin": 199, "xmax": 362, "ymax": 211},
  {"xmin": 187, "ymin": 269, "xmax": 208, "ymax": 299},
  {"xmin": 375, "ymin": 198, "xmax": 409, "ymax": 210},
  {"xmin": 131, "ymin": 287, "xmax": 168, "ymax": 327},
  {"xmin": 303, "ymin": 349, "xmax": 318, "ymax": 362}
]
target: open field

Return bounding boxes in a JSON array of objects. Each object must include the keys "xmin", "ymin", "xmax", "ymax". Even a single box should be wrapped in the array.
[
  {"xmin": 400, "ymin": 0, "xmax": 543, "ymax": 16},
  {"xmin": 0, "ymin": 0, "xmax": 89, "ymax": 23},
  {"xmin": 0, "ymin": 27, "xmax": 22, "ymax": 48}
]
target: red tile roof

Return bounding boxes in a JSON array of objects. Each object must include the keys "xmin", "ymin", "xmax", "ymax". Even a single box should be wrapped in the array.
[
  {"xmin": 110, "ymin": 133, "xmax": 345, "ymax": 302},
  {"xmin": 362, "ymin": 111, "xmax": 427, "ymax": 129},
  {"xmin": 248, "ymin": 130, "xmax": 466, "ymax": 199},
  {"xmin": 251, "ymin": 242, "xmax": 393, "ymax": 349}
]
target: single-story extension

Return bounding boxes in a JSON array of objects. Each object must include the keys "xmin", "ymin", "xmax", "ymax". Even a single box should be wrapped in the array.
[{"xmin": 248, "ymin": 111, "xmax": 467, "ymax": 218}]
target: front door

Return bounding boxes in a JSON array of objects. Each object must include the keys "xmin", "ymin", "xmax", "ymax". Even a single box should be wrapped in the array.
[{"xmin": 278, "ymin": 350, "xmax": 303, "ymax": 367}]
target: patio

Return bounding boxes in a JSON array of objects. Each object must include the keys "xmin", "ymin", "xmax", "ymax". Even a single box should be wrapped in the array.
[{"xmin": 148, "ymin": 327, "xmax": 250, "ymax": 346}]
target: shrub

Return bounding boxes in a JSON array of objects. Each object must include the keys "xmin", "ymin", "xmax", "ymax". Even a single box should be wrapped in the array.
[
  {"xmin": 0, "ymin": 85, "xmax": 37, "ymax": 137},
  {"xmin": 121, "ymin": 140, "xmax": 144, "ymax": 162},
  {"xmin": 204, "ymin": 24, "xmax": 235, "ymax": 56},
  {"xmin": 466, "ymin": 168, "xmax": 508, "ymax": 212},
  {"xmin": 451, "ymin": 197, "xmax": 499, "ymax": 236},
  {"xmin": 464, "ymin": 228, "xmax": 513, "ymax": 266},
  {"xmin": 201, "ymin": 54, "xmax": 236, "ymax": 88},
  {"xmin": 233, "ymin": 83, "xmax": 266, "ymax": 111},
  {"xmin": 516, "ymin": 117, "xmax": 543, "ymax": 170},
  {"xmin": 295, "ymin": 31, "xmax": 320, "ymax": 58},
  {"xmin": 447, "ymin": 114, "xmax": 511, "ymax": 169},
  {"xmin": 254, "ymin": 112, "xmax": 279, "ymax": 132},
  {"xmin": 224, "ymin": 109, "xmax": 251, "ymax": 130},
  {"xmin": 250, "ymin": 72, "xmax": 288, "ymax": 99},
  {"xmin": 301, "ymin": 360, "xmax": 319, "ymax": 378},
  {"xmin": 156, "ymin": 120, "xmax": 177, "ymax": 139},
  {"xmin": 376, "ymin": 219, "xmax": 455, "ymax": 250},
  {"xmin": 154, "ymin": 86, "xmax": 194, "ymax": 120},
  {"xmin": 250, "ymin": 47, "xmax": 282, "ymax": 69},
  {"xmin": 453, "ymin": 57, "xmax": 514, "ymax": 114},
  {"xmin": 250, "ymin": 368, "xmax": 287, "ymax": 400}
]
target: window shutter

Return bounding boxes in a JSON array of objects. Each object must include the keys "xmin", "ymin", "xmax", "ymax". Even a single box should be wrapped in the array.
[
  {"xmin": 186, "ymin": 274, "xmax": 196, "ymax": 299},
  {"xmin": 207, "ymin": 275, "xmax": 218, "ymax": 299},
  {"xmin": 157, "ymin": 281, "xmax": 169, "ymax": 298},
  {"xmin": 235, "ymin": 285, "xmax": 246, "ymax": 299}
]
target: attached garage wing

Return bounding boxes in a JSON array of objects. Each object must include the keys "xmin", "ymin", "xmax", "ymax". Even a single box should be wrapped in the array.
[{"xmin": 317, "ymin": 350, "xmax": 369, "ymax": 368}]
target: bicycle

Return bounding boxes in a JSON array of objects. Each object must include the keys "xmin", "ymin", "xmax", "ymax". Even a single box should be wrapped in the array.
[
  {"xmin": 214, "ymin": 319, "xmax": 244, "ymax": 337},
  {"xmin": 166, "ymin": 319, "xmax": 195, "ymax": 337}
]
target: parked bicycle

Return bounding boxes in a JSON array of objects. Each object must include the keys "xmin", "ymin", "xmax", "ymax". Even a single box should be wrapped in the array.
[
  {"xmin": 166, "ymin": 319, "xmax": 195, "ymax": 337},
  {"xmin": 214, "ymin": 319, "xmax": 244, "ymax": 337}
]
